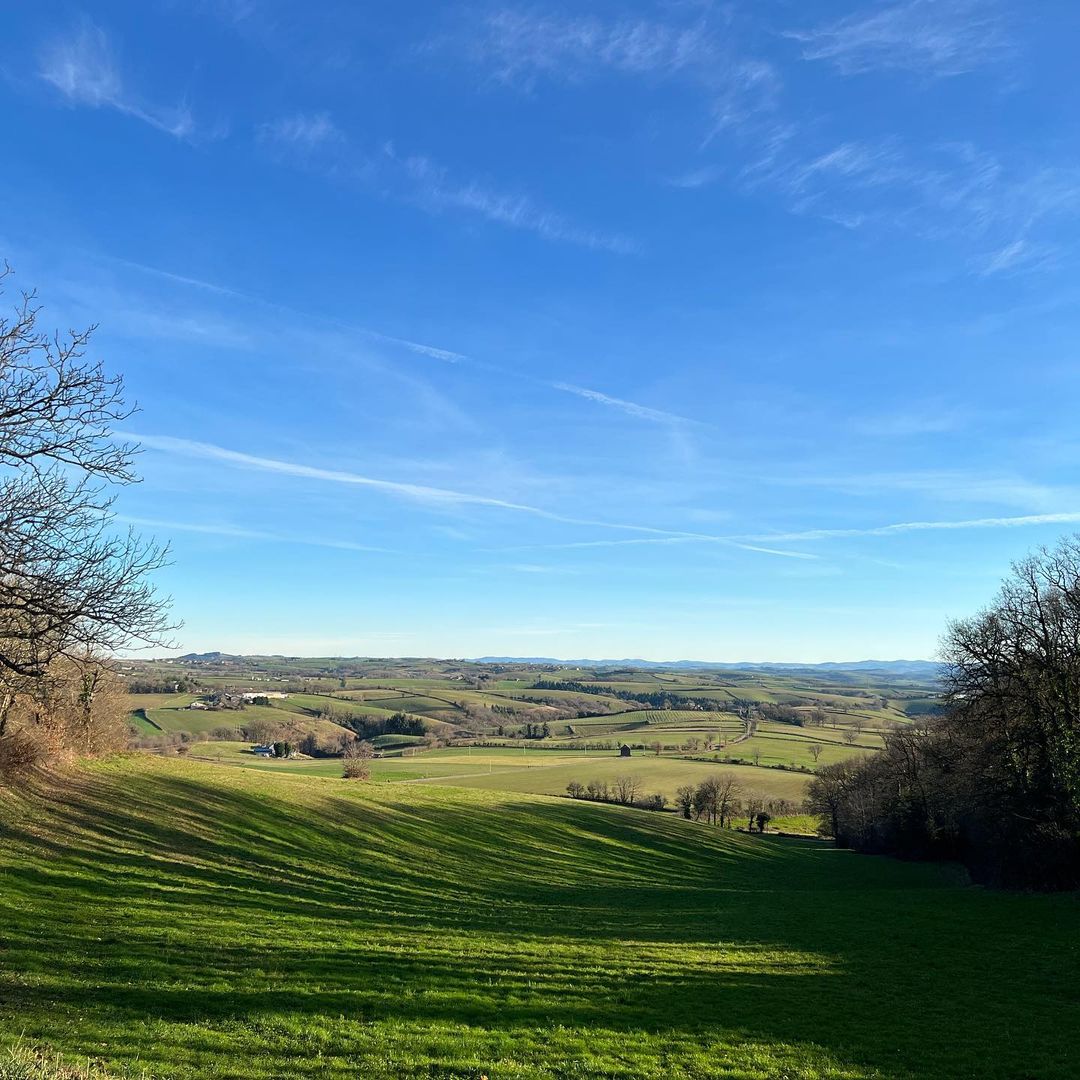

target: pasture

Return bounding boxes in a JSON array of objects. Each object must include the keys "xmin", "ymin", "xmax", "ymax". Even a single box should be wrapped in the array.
[
  {"xmin": 184, "ymin": 742, "xmax": 812, "ymax": 803},
  {"xmin": 124, "ymin": 660, "xmax": 942, "ymax": 824},
  {"xmin": 122, "ymin": 656, "xmax": 924, "ymax": 751},
  {"xmin": 0, "ymin": 756, "xmax": 1076, "ymax": 1079},
  {"xmin": 419, "ymin": 751, "xmax": 812, "ymax": 803}
]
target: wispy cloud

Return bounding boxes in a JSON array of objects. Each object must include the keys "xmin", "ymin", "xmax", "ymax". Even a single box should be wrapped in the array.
[
  {"xmin": 769, "ymin": 469, "xmax": 1073, "ymax": 513},
  {"xmin": 667, "ymin": 165, "xmax": 725, "ymax": 190},
  {"xmin": 104, "ymin": 252, "xmax": 469, "ymax": 362},
  {"xmin": 738, "ymin": 136, "xmax": 1080, "ymax": 271},
  {"xmin": 508, "ymin": 509, "xmax": 1080, "ymax": 554},
  {"xmin": 707, "ymin": 59, "xmax": 783, "ymax": 139},
  {"xmin": 460, "ymin": 8, "xmax": 717, "ymax": 87},
  {"xmin": 99, "ymin": 305, "xmax": 254, "ymax": 348},
  {"xmin": 788, "ymin": 0, "xmax": 1008, "ymax": 78},
  {"xmin": 734, "ymin": 544, "xmax": 821, "ymax": 561},
  {"xmin": 39, "ymin": 21, "xmax": 201, "ymax": 139},
  {"xmin": 511, "ymin": 535, "xmax": 821, "ymax": 560},
  {"xmin": 42, "ymin": 269, "xmax": 255, "ymax": 350},
  {"xmin": 440, "ymin": 7, "xmax": 781, "ymax": 141},
  {"xmin": 95, "ymin": 253, "xmax": 691, "ymax": 428},
  {"xmin": 391, "ymin": 149, "xmax": 636, "ymax": 254},
  {"xmin": 979, "ymin": 237, "xmax": 1057, "ymax": 277},
  {"xmin": 257, "ymin": 111, "xmax": 342, "ymax": 153},
  {"xmin": 552, "ymin": 383, "xmax": 697, "ymax": 426},
  {"xmin": 128, "ymin": 434, "xmax": 553, "ymax": 513},
  {"xmin": 252, "ymin": 116, "xmax": 635, "ymax": 253},
  {"xmin": 744, "ymin": 511, "xmax": 1080, "ymax": 543},
  {"xmin": 128, "ymin": 432, "xmax": 813, "ymax": 560}
]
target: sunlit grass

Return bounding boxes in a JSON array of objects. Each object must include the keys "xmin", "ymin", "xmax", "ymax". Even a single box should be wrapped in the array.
[
  {"xmin": 184, "ymin": 742, "xmax": 814, "ymax": 800},
  {"xmin": 0, "ymin": 756, "xmax": 1076, "ymax": 1079}
]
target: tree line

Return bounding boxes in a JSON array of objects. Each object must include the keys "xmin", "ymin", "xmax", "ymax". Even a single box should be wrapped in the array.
[
  {"xmin": 565, "ymin": 770, "xmax": 801, "ymax": 829},
  {"xmin": 808, "ymin": 539, "xmax": 1080, "ymax": 890},
  {"xmin": 339, "ymin": 710, "xmax": 426, "ymax": 741},
  {"xmin": 566, "ymin": 776, "xmax": 667, "ymax": 811},
  {"xmin": 124, "ymin": 676, "xmax": 197, "ymax": 694},
  {"xmin": 532, "ymin": 680, "xmax": 733, "ymax": 711},
  {"xmin": 674, "ymin": 776, "xmax": 799, "ymax": 831}
]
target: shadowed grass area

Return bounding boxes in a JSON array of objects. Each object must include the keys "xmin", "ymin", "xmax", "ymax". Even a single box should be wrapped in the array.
[{"xmin": 0, "ymin": 756, "xmax": 1077, "ymax": 1079}]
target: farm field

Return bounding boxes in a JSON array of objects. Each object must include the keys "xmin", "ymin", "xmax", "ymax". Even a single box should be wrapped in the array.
[
  {"xmin": 124, "ymin": 659, "xmax": 943, "ymax": 819},
  {"xmin": 734, "ymin": 729, "xmax": 879, "ymax": 768},
  {"xmin": 421, "ymin": 752, "xmax": 812, "ymax": 802},
  {"xmin": 126, "ymin": 693, "xmax": 200, "ymax": 713},
  {"xmin": 183, "ymin": 743, "xmax": 512, "ymax": 782},
  {"xmin": 0, "ymin": 756, "xmax": 1076, "ymax": 1080},
  {"xmin": 183, "ymin": 742, "xmax": 812, "ymax": 802},
  {"xmin": 124, "ymin": 652, "xmax": 928, "ymax": 756},
  {"xmin": 136, "ymin": 699, "xmax": 351, "ymax": 741}
]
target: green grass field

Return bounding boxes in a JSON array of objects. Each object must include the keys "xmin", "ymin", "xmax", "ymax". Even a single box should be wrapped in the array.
[
  {"xmin": 125, "ymin": 694, "xmax": 200, "ymax": 713},
  {"xmin": 184, "ymin": 743, "xmax": 812, "ymax": 802},
  {"xmin": 182, "ymin": 743, "xmax": 493, "ymax": 781},
  {"xmin": 418, "ymin": 750, "xmax": 812, "ymax": 803},
  {"xmin": 0, "ymin": 756, "xmax": 1077, "ymax": 1079}
]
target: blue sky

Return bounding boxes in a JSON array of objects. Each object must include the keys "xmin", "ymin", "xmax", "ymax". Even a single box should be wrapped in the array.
[{"xmin": 4, "ymin": 1, "xmax": 1080, "ymax": 661}]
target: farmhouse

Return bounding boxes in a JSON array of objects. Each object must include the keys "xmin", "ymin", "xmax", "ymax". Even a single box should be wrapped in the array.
[{"xmin": 207, "ymin": 691, "xmax": 245, "ymax": 710}]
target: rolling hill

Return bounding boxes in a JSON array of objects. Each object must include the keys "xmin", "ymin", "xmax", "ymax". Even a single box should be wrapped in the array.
[
  {"xmin": 472, "ymin": 658, "xmax": 942, "ymax": 679},
  {"xmin": 0, "ymin": 756, "xmax": 1076, "ymax": 1079}
]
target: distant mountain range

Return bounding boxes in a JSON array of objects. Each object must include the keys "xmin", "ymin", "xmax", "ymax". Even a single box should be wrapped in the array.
[
  {"xmin": 472, "ymin": 657, "xmax": 942, "ymax": 678},
  {"xmin": 168, "ymin": 651, "xmax": 941, "ymax": 681}
]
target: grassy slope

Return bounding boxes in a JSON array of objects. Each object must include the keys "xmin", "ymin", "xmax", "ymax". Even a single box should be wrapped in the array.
[{"xmin": 1, "ymin": 757, "xmax": 1078, "ymax": 1080}]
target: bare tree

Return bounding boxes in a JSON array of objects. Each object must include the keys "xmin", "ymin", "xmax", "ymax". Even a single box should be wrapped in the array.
[
  {"xmin": 744, "ymin": 793, "xmax": 764, "ymax": 831},
  {"xmin": 715, "ymin": 772, "xmax": 741, "ymax": 827},
  {"xmin": 693, "ymin": 773, "xmax": 742, "ymax": 826},
  {"xmin": 586, "ymin": 778, "xmax": 609, "ymax": 802},
  {"xmin": 343, "ymin": 740, "xmax": 374, "ymax": 780},
  {"xmin": 0, "ymin": 266, "xmax": 173, "ymax": 698},
  {"xmin": 808, "ymin": 743, "xmax": 824, "ymax": 763},
  {"xmin": 692, "ymin": 778, "xmax": 716, "ymax": 822}
]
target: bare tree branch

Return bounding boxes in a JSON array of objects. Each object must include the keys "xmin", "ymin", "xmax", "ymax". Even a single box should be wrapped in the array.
[{"xmin": 0, "ymin": 264, "xmax": 175, "ymax": 682}]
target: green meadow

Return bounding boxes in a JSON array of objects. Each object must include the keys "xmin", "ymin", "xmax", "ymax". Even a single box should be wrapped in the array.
[
  {"xmin": 1, "ymin": 756, "xmax": 1077, "ymax": 1079},
  {"xmin": 184, "ymin": 742, "xmax": 812, "ymax": 802},
  {"xmin": 416, "ymin": 750, "xmax": 811, "ymax": 803},
  {"xmin": 128, "ymin": 662, "xmax": 949, "ymax": 845}
]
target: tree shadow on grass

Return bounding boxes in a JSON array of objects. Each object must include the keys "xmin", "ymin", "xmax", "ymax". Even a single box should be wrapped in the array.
[{"xmin": 0, "ymin": 763, "xmax": 1077, "ymax": 1079}]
